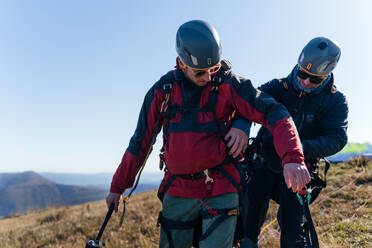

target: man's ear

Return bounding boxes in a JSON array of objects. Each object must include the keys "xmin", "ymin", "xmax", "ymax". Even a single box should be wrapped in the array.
[{"xmin": 176, "ymin": 57, "xmax": 185, "ymax": 72}]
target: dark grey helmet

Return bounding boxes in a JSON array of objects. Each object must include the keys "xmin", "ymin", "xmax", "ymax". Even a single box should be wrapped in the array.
[
  {"xmin": 298, "ymin": 37, "xmax": 341, "ymax": 76},
  {"xmin": 176, "ymin": 20, "xmax": 221, "ymax": 69}
]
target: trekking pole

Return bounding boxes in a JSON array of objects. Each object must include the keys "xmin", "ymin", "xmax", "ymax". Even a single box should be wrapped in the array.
[{"xmin": 85, "ymin": 203, "xmax": 115, "ymax": 248}]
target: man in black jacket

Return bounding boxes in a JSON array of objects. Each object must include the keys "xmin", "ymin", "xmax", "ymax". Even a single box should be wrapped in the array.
[{"xmin": 234, "ymin": 37, "xmax": 348, "ymax": 247}]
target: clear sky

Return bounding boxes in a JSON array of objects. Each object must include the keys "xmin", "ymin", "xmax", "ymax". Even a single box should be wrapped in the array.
[{"xmin": 1, "ymin": 0, "xmax": 371, "ymax": 174}]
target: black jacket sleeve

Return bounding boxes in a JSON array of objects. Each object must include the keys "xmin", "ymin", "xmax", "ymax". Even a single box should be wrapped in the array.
[
  {"xmin": 302, "ymin": 92, "xmax": 348, "ymax": 159},
  {"xmin": 258, "ymin": 79, "xmax": 282, "ymax": 100}
]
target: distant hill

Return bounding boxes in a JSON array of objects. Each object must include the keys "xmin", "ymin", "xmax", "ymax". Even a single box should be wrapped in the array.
[
  {"xmin": 39, "ymin": 171, "xmax": 162, "ymax": 194},
  {"xmin": 0, "ymin": 171, "xmax": 107, "ymax": 217},
  {"xmin": 328, "ymin": 142, "xmax": 372, "ymax": 162},
  {"xmin": 39, "ymin": 172, "xmax": 114, "ymax": 188},
  {"xmin": 39, "ymin": 171, "xmax": 163, "ymax": 189}
]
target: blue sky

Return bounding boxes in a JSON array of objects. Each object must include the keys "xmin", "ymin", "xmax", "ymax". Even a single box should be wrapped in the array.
[{"xmin": 1, "ymin": 1, "xmax": 371, "ymax": 173}]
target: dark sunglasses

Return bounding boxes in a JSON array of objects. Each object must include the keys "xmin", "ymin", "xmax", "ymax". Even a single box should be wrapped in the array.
[
  {"xmin": 297, "ymin": 69, "xmax": 325, "ymax": 85},
  {"xmin": 182, "ymin": 62, "xmax": 221, "ymax": 77}
]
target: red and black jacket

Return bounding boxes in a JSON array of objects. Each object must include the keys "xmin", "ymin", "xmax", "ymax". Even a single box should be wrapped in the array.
[{"xmin": 110, "ymin": 64, "xmax": 304, "ymax": 198}]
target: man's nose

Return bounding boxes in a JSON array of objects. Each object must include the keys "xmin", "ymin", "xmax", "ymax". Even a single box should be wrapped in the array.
[
  {"xmin": 303, "ymin": 78, "xmax": 311, "ymax": 86},
  {"xmin": 201, "ymin": 72, "xmax": 211, "ymax": 82}
]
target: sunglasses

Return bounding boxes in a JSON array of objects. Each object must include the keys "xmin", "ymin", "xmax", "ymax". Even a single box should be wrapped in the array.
[
  {"xmin": 183, "ymin": 63, "xmax": 221, "ymax": 77},
  {"xmin": 297, "ymin": 69, "xmax": 326, "ymax": 85}
]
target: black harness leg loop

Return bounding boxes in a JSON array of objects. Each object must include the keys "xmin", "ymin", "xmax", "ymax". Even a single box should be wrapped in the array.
[
  {"xmin": 158, "ymin": 211, "xmax": 199, "ymax": 248},
  {"xmin": 198, "ymin": 207, "xmax": 239, "ymax": 242}
]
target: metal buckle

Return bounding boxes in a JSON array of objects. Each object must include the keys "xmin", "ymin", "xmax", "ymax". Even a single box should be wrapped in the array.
[
  {"xmin": 163, "ymin": 83, "xmax": 172, "ymax": 91},
  {"xmin": 228, "ymin": 209, "xmax": 239, "ymax": 216}
]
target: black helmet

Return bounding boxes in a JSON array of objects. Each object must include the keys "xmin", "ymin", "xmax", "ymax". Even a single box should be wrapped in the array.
[
  {"xmin": 298, "ymin": 37, "xmax": 341, "ymax": 76},
  {"xmin": 176, "ymin": 20, "xmax": 221, "ymax": 69}
]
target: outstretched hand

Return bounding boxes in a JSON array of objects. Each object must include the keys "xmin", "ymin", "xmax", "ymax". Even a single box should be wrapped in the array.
[
  {"xmin": 106, "ymin": 192, "xmax": 121, "ymax": 212},
  {"xmin": 283, "ymin": 163, "xmax": 311, "ymax": 192},
  {"xmin": 224, "ymin": 128, "xmax": 248, "ymax": 158}
]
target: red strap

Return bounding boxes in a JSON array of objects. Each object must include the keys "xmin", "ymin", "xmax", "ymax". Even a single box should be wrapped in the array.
[
  {"xmin": 199, "ymin": 199, "xmax": 218, "ymax": 217},
  {"xmin": 299, "ymin": 189, "xmax": 308, "ymax": 195}
]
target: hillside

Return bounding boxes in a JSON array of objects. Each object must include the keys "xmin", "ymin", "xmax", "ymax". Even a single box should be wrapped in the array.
[
  {"xmin": 0, "ymin": 160, "xmax": 371, "ymax": 248},
  {"xmin": 0, "ymin": 171, "xmax": 107, "ymax": 217}
]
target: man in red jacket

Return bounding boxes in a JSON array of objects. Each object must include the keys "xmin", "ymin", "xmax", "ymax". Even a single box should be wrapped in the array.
[{"xmin": 106, "ymin": 20, "xmax": 309, "ymax": 248}]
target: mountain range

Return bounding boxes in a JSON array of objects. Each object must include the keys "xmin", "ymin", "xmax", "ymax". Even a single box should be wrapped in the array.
[
  {"xmin": 39, "ymin": 171, "xmax": 163, "ymax": 189},
  {"xmin": 0, "ymin": 171, "xmax": 161, "ymax": 218},
  {"xmin": 0, "ymin": 171, "xmax": 107, "ymax": 217}
]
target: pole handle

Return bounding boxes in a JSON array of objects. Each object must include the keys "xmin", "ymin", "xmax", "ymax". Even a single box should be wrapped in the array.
[{"xmin": 96, "ymin": 202, "xmax": 115, "ymax": 241}]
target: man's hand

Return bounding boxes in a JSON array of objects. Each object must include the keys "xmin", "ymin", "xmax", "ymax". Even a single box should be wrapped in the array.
[
  {"xmin": 283, "ymin": 163, "xmax": 311, "ymax": 192},
  {"xmin": 106, "ymin": 192, "xmax": 121, "ymax": 212},
  {"xmin": 224, "ymin": 128, "xmax": 248, "ymax": 158}
]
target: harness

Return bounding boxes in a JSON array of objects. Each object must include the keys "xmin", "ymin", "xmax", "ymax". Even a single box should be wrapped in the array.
[{"xmin": 156, "ymin": 62, "xmax": 242, "ymax": 248}]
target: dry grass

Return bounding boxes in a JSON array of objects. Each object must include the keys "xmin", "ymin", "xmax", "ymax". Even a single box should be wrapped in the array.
[
  {"xmin": 0, "ymin": 192, "xmax": 162, "ymax": 248},
  {"xmin": 258, "ymin": 160, "xmax": 372, "ymax": 248},
  {"xmin": 0, "ymin": 160, "xmax": 371, "ymax": 248}
]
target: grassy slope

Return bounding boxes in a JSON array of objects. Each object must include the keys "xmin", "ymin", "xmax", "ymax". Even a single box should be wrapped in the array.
[{"xmin": 0, "ymin": 159, "xmax": 371, "ymax": 248}]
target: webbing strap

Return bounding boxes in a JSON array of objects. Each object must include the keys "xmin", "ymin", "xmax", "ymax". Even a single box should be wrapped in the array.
[
  {"xmin": 162, "ymin": 77, "xmax": 227, "ymax": 135},
  {"xmin": 198, "ymin": 207, "xmax": 239, "ymax": 241},
  {"xmin": 157, "ymin": 156, "xmax": 239, "ymax": 202},
  {"xmin": 158, "ymin": 211, "xmax": 199, "ymax": 248},
  {"xmin": 200, "ymin": 207, "xmax": 239, "ymax": 219},
  {"xmin": 159, "ymin": 213, "xmax": 199, "ymax": 229},
  {"xmin": 157, "ymin": 175, "xmax": 177, "ymax": 201},
  {"xmin": 216, "ymin": 166, "xmax": 240, "ymax": 192},
  {"xmin": 323, "ymin": 159, "xmax": 331, "ymax": 187},
  {"xmin": 199, "ymin": 215, "xmax": 230, "ymax": 241},
  {"xmin": 303, "ymin": 204, "xmax": 319, "ymax": 248}
]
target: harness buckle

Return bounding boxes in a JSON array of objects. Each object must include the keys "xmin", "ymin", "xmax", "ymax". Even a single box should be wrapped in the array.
[
  {"xmin": 190, "ymin": 173, "xmax": 202, "ymax": 181},
  {"xmin": 228, "ymin": 209, "xmax": 239, "ymax": 216},
  {"xmin": 163, "ymin": 83, "xmax": 172, "ymax": 91},
  {"xmin": 296, "ymin": 188, "xmax": 311, "ymax": 205},
  {"xmin": 212, "ymin": 76, "xmax": 222, "ymax": 83},
  {"xmin": 211, "ymin": 85, "xmax": 219, "ymax": 91},
  {"xmin": 203, "ymin": 169, "xmax": 214, "ymax": 184}
]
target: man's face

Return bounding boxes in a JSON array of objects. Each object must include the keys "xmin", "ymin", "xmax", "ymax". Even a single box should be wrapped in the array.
[
  {"xmin": 297, "ymin": 67, "xmax": 328, "ymax": 90},
  {"xmin": 178, "ymin": 58, "xmax": 221, "ymax": 87}
]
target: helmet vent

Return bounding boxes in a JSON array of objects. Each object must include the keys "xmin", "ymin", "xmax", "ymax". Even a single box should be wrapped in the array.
[{"xmin": 318, "ymin": 41, "xmax": 328, "ymax": 50}]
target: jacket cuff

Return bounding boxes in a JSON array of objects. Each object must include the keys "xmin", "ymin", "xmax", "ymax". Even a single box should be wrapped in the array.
[{"xmin": 231, "ymin": 118, "xmax": 252, "ymax": 138}]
